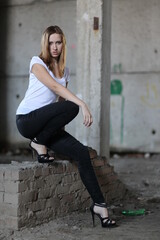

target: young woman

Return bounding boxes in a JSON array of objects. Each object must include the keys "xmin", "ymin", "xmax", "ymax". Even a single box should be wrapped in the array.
[{"xmin": 16, "ymin": 26, "xmax": 116, "ymax": 228}]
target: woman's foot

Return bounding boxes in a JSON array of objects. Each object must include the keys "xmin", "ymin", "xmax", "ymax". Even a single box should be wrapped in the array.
[
  {"xmin": 29, "ymin": 139, "xmax": 54, "ymax": 163},
  {"xmin": 90, "ymin": 202, "xmax": 117, "ymax": 228},
  {"xmin": 30, "ymin": 141, "xmax": 48, "ymax": 155},
  {"xmin": 93, "ymin": 204, "xmax": 116, "ymax": 225}
]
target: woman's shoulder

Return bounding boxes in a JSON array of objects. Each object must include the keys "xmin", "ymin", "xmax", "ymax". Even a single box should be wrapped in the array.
[
  {"xmin": 29, "ymin": 56, "xmax": 48, "ymax": 71},
  {"xmin": 30, "ymin": 56, "xmax": 45, "ymax": 64}
]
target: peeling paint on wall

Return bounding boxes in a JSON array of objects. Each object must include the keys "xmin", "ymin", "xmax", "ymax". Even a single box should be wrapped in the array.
[
  {"xmin": 141, "ymin": 81, "xmax": 160, "ymax": 109},
  {"xmin": 82, "ymin": 13, "xmax": 89, "ymax": 21},
  {"xmin": 113, "ymin": 63, "xmax": 122, "ymax": 73},
  {"xmin": 111, "ymin": 79, "xmax": 123, "ymax": 95}
]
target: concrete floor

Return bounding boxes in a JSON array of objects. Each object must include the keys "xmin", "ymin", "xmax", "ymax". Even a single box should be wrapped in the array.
[
  {"xmin": 1, "ymin": 153, "xmax": 160, "ymax": 240},
  {"xmin": 110, "ymin": 153, "xmax": 160, "ymax": 200}
]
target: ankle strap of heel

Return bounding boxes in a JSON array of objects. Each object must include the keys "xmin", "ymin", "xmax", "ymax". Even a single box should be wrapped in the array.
[
  {"xmin": 94, "ymin": 202, "xmax": 107, "ymax": 208},
  {"xmin": 32, "ymin": 138, "xmax": 38, "ymax": 144}
]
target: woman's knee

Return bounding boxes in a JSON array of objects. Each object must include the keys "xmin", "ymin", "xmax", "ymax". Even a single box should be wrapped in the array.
[
  {"xmin": 66, "ymin": 101, "xmax": 79, "ymax": 116},
  {"xmin": 73, "ymin": 144, "xmax": 91, "ymax": 164}
]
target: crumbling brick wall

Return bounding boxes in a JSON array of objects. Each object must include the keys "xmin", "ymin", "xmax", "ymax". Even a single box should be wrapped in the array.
[{"xmin": 0, "ymin": 148, "xmax": 127, "ymax": 230}]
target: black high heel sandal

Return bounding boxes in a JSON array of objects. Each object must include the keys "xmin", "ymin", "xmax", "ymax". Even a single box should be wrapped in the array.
[
  {"xmin": 90, "ymin": 202, "xmax": 117, "ymax": 228},
  {"xmin": 29, "ymin": 139, "xmax": 54, "ymax": 164}
]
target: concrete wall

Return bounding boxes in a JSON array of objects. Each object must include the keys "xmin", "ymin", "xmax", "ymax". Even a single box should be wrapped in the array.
[
  {"xmin": 110, "ymin": 0, "xmax": 160, "ymax": 152},
  {"xmin": 0, "ymin": 0, "xmax": 77, "ymax": 147}
]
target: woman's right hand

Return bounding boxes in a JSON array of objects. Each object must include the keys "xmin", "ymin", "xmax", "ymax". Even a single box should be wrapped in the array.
[{"xmin": 81, "ymin": 103, "xmax": 93, "ymax": 127}]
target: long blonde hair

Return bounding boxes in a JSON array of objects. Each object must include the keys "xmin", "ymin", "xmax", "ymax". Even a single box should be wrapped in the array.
[{"xmin": 39, "ymin": 26, "xmax": 66, "ymax": 77}]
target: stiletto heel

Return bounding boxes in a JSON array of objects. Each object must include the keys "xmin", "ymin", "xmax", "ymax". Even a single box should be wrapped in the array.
[
  {"xmin": 90, "ymin": 207, "xmax": 95, "ymax": 227},
  {"xmin": 90, "ymin": 202, "xmax": 117, "ymax": 228},
  {"xmin": 30, "ymin": 148, "xmax": 34, "ymax": 159},
  {"xmin": 29, "ymin": 139, "xmax": 54, "ymax": 163}
]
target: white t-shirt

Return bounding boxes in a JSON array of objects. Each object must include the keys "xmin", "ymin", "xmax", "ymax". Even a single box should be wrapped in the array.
[{"xmin": 16, "ymin": 56, "xmax": 70, "ymax": 115}]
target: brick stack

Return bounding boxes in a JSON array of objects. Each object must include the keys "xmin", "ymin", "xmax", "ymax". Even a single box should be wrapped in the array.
[{"xmin": 0, "ymin": 148, "xmax": 127, "ymax": 230}]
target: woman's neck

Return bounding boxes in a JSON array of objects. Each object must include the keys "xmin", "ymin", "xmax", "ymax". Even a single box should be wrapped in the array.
[
  {"xmin": 51, "ymin": 59, "xmax": 62, "ymax": 78},
  {"xmin": 52, "ymin": 58, "xmax": 58, "ymax": 66}
]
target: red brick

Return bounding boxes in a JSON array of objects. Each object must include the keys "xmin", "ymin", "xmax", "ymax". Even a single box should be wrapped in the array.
[
  {"xmin": 88, "ymin": 148, "xmax": 97, "ymax": 159},
  {"xmin": 92, "ymin": 158, "xmax": 105, "ymax": 167},
  {"xmin": 95, "ymin": 166, "xmax": 113, "ymax": 176},
  {"xmin": 97, "ymin": 176, "xmax": 109, "ymax": 185}
]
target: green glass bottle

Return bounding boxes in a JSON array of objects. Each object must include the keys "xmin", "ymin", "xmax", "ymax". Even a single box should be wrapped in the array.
[{"xmin": 122, "ymin": 209, "xmax": 145, "ymax": 216}]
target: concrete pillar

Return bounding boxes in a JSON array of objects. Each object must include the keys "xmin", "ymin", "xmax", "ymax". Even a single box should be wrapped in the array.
[
  {"xmin": 76, "ymin": 0, "xmax": 111, "ymax": 158},
  {"xmin": 100, "ymin": 0, "xmax": 112, "ymax": 157},
  {"xmin": 0, "ymin": 1, "xmax": 9, "ymax": 147}
]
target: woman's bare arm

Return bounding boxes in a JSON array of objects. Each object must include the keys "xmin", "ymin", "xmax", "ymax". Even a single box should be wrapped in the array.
[
  {"xmin": 31, "ymin": 63, "xmax": 93, "ymax": 127},
  {"xmin": 58, "ymin": 82, "xmax": 68, "ymax": 102}
]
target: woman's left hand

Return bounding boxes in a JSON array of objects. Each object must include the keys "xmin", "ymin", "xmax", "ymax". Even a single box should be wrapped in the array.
[{"xmin": 81, "ymin": 103, "xmax": 93, "ymax": 127}]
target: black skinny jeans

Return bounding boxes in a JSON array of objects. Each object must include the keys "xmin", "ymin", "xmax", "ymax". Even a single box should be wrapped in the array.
[{"xmin": 16, "ymin": 101, "xmax": 105, "ymax": 203}]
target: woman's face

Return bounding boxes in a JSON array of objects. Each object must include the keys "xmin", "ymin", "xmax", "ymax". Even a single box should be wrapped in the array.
[{"xmin": 49, "ymin": 33, "xmax": 63, "ymax": 59}]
